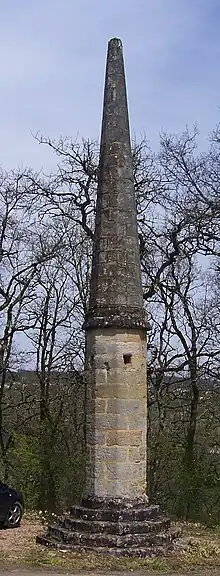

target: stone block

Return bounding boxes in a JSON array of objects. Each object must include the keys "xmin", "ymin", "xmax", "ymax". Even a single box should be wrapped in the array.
[
  {"xmin": 106, "ymin": 461, "xmax": 145, "ymax": 480},
  {"xmin": 103, "ymin": 357, "xmax": 123, "ymax": 369},
  {"xmin": 96, "ymin": 383, "xmax": 129, "ymax": 398},
  {"xmin": 104, "ymin": 480, "xmax": 130, "ymax": 498},
  {"xmin": 94, "ymin": 461, "xmax": 107, "ymax": 477},
  {"xmin": 95, "ymin": 446, "xmax": 128, "ymax": 461},
  {"xmin": 93, "ymin": 369, "xmax": 107, "ymax": 384},
  {"xmin": 106, "ymin": 430, "xmax": 142, "ymax": 446},
  {"xmin": 95, "ymin": 413, "xmax": 128, "ymax": 429},
  {"xmin": 128, "ymin": 446, "xmax": 146, "ymax": 462},
  {"xmin": 127, "ymin": 385, "xmax": 147, "ymax": 400},
  {"xmin": 96, "ymin": 382, "xmax": 146, "ymax": 401},
  {"xmin": 126, "ymin": 478, "xmax": 147, "ymax": 496},
  {"xmin": 107, "ymin": 398, "xmax": 144, "ymax": 415},
  {"xmin": 104, "ymin": 369, "xmax": 128, "ymax": 385},
  {"xmin": 94, "ymin": 356, "xmax": 110, "ymax": 369},
  {"xmin": 86, "ymin": 430, "xmax": 106, "ymax": 445},
  {"xmin": 93, "ymin": 328, "xmax": 143, "ymax": 342},
  {"xmin": 93, "ymin": 480, "xmax": 129, "ymax": 499},
  {"xmin": 91, "ymin": 343, "xmax": 107, "ymax": 355},
  {"xmin": 93, "ymin": 480, "xmax": 109, "ymax": 498},
  {"xmin": 130, "ymin": 355, "xmax": 146, "ymax": 370},
  {"xmin": 95, "ymin": 399, "xmax": 107, "ymax": 413},
  {"xmin": 128, "ymin": 412, "xmax": 147, "ymax": 430}
]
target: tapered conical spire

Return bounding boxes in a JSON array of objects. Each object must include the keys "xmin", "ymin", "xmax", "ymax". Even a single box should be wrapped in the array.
[{"xmin": 85, "ymin": 38, "xmax": 146, "ymax": 330}]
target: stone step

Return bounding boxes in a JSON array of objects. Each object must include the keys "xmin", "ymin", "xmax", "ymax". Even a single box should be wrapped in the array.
[
  {"xmin": 60, "ymin": 515, "xmax": 170, "ymax": 535},
  {"xmin": 36, "ymin": 535, "xmax": 70, "ymax": 551},
  {"xmin": 47, "ymin": 524, "xmax": 174, "ymax": 548},
  {"xmin": 36, "ymin": 535, "xmax": 173, "ymax": 557},
  {"xmin": 80, "ymin": 497, "xmax": 156, "ymax": 510},
  {"xmin": 70, "ymin": 504, "xmax": 161, "ymax": 522},
  {"xmin": 86, "ymin": 544, "xmax": 174, "ymax": 557}
]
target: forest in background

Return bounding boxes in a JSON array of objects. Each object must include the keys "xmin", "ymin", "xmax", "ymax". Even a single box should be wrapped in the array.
[{"xmin": 1, "ymin": 124, "xmax": 220, "ymax": 523}]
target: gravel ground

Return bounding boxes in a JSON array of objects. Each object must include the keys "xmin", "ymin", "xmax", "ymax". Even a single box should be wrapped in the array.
[
  {"xmin": 1, "ymin": 516, "xmax": 220, "ymax": 575},
  {"xmin": 1, "ymin": 569, "xmax": 220, "ymax": 575}
]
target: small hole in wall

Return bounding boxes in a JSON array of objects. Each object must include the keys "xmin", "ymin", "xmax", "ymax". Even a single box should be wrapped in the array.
[
  {"xmin": 90, "ymin": 355, "xmax": 94, "ymax": 367},
  {"xmin": 123, "ymin": 354, "xmax": 132, "ymax": 365},
  {"xmin": 104, "ymin": 361, "xmax": 110, "ymax": 371}
]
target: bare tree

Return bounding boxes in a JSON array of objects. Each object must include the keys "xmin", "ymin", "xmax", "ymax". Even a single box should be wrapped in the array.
[{"xmin": 0, "ymin": 167, "xmax": 63, "ymax": 479}]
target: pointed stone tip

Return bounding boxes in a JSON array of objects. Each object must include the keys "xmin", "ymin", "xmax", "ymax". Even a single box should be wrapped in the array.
[{"xmin": 108, "ymin": 37, "xmax": 123, "ymax": 50}]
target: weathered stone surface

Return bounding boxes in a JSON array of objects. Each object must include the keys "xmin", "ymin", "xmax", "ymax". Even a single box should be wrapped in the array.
[
  {"xmin": 36, "ymin": 37, "xmax": 175, "ymax": 559},
  {"xmin": 105, "ymin": 461, "xmax": 145, "ymax": 480},
  {"xmin": 106, "ymin": 398, "xmax": 145, "ymax": 414},
  {"xmin": 36, "ymin": 499, "xmax": 176, "ymax": 557},
  {"xmin": 96, "ymin": 382, "xmax": 146, "ymax": 400},
  {"xmin": 106, "ymin": 429, "xmax": 143, "ymax": 446},
  {"xmin": 90, "ymin": 480, "xmax": 130, "ymax": 499},
  {"xmin": 84, "ymin": 38, "xmax": 147, "ymax": 332},
  {"xmin": 62, "ymin": 516, "xmax": 170, "ymax": 535},
  {"xmin": 36, "ymin": 535, "xmax": 174, "ymax": 557},
  {"xmin": 95, "ymin": 446, "xmax": 128, "ymax": 461},
  {"xmin": 95, "ymin": 413, "xmax": 129, "ymax": 429},
  {"xmin": 47, "ymin": 525, "xmax": 173, "ymax": 548},
  {"xmin": 95, "ymin": 398, "xmax": 107, "ymax": 413},
  {"xmin": 80, "ymin": 495, "xmax": 149, "ymax": 508},
  {"xmin": 85, "ymin": 328, "xmax": 147, "ymax": 499},
  {"xmin": 36, "ymin": 493, "xmax": 176, "ymax": 557},
  {"xmin": 71, "ymin": 501, "xmax": 160, "ymax": 521}
]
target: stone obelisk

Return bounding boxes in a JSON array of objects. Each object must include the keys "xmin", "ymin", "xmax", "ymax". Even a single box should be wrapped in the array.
[
  {"xmin": 37, "ymin": 38, "xmax": 174, "ymax": 556},
  {"xmin": 84, "ymin": 37, "xmax": 148, "ymax": 502}
]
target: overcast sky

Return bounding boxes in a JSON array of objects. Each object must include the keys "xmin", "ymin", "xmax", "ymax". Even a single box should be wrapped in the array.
[{"xmin": 0, "ymin": 0, "xmax": 219, "ymax": 171}]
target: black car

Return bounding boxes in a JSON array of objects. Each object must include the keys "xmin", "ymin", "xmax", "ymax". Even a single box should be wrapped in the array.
[{"xmin": 0, "ymin": 481, "xmax": 24, "ymax": 528}]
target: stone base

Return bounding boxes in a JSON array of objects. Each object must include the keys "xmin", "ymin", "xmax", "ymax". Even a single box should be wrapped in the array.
[{"xmin": 36, "ymin": 497, "xmax": 178, "ymax": 557}]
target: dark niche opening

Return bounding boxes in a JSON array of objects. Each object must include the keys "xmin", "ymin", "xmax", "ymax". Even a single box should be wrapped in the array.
[
  {"xmin": 90, "ymin": 355, "xmax": 95, "ymax": 367},
  {"xmin": 123, "ymin": 354, "xmax": 132, "ymax": 365}
]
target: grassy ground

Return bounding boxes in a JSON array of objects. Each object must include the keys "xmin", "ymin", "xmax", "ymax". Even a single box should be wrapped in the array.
[{"xmin": 1, "ymin": 514, "xmax": 220, "ymax": 573}]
